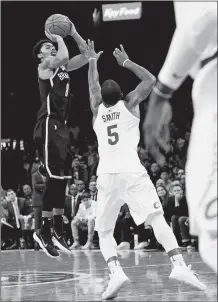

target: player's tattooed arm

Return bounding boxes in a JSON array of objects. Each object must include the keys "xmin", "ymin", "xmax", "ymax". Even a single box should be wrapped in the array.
[
  {"xmin": 79, "ymin": 39, "xmax": 103, "ymax": 115},
  {"xmin": 113, "ymin": 45, "xmax": 156, "ymax": 109},
  {"xmin": 88, "ymin": 59, "xmax": 102, "ymax": 114},
  {"xmin": 65, "ymin": 55, "xmax": 88, "ymax": 72}
]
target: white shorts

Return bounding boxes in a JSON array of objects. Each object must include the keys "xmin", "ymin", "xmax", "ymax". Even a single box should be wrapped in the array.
[
  {"xmin": 95, "ymin": 172, "xmax": 163, "ymax": 232},
  {"xmin": 187, "ymin": 60, "xmax": 217, "ymax": 237}
]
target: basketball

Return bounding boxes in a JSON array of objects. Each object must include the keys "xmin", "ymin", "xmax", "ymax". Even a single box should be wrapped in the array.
[{"xmin": 45, "ymin": 14, "xmax": 71, "ymax": 38}]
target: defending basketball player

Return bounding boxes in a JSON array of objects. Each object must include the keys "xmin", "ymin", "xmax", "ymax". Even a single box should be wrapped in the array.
[
  {"xmin": 80, "ymin": 40, "xmax": 206, "ymax": 299},
  {"xmin": 143, "ymin": 3, "xmax": 217, "ymax": 273},
  {"xmin": 32, "ymin": 19, "xmax": 88, "ymax": 258}
]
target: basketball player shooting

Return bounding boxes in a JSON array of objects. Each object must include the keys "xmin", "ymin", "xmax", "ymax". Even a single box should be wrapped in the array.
[
  {"xmin": 80, "ymin": 40, "xmax": 206, "ymax": 299},
  {"xmin": 32, "ymin": 19, "xmax": 88, "ymax": 258},
  {"xmin": 143, "ymin": 3, "xmax": 217, "ymax": 273}
]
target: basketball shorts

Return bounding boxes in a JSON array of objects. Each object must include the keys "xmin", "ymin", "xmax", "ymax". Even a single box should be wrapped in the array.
[
  {"xmin": 95, "ymin": 172, "xmax": 163, "ymax": 232},
  {"xmin": 33, "ymin": 117, "xmax": 72, "ymax": 179}
]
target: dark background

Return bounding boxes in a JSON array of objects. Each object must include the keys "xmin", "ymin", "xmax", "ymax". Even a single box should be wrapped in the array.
[{"xmin": 1, "ymin": 1, "xmax": 193, "ymax": 141}]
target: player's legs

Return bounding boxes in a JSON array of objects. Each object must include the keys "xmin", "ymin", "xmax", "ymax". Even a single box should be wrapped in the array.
[
  {"xmin": 33, "ymin": 118, "xmax": 71, "ymax": 257},
  {"xmin": 96, "ymin": 174, "xmax": 130, "ymax": 299},
  {"xmin": 186, "ymin": 110, "xmax": 217, "ymax": 273},
  {"xmin": 125, "ymin": 172, "xmax": 206, "ymax": 290}
]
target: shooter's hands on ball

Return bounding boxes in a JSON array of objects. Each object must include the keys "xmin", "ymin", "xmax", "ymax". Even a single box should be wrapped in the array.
[
  {"xmin": 66, "ymin": 17, "xmax": 77, "ymax": 36},
  {"xmin": 113, "ymin": 45, "xmax": 129, "ymax": 66},
  {"xmin": 79, "ymin": 39, "xmax": 103, "ymax": 61},
  {"xmin": 45, "ymin": 28, "xmax": 62, "ymax": 42}
]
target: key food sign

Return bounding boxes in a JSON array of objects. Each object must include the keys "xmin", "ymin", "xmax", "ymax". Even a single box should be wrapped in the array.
[{"xmin": 102, "ymin": 2, "xmax": 142, "ymax": 22}]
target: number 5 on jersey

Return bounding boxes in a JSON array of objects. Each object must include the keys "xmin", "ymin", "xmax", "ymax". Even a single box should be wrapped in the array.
[{"xmin": 107, "ymin": 124, "xmax": 119, "ymax": 145}]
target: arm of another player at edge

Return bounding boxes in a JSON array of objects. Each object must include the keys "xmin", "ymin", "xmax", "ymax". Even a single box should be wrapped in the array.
[
  {"xmin": 88, "ymin": 59, "xmax": 102, "ymax": 116},
  {"xmin": 158, "ymin": 4, "xmax": 217, "ymax": 91},
  {"xmin": 40, "ymin": 36, "xmax": 69, "ymax": 70},
  {"xmin": 124, "ymin": 60, "xmax": 156, "ymax": 109},
  {"xmin": 66, "ymin": 32, "xmax": 88, "ymax": 72}
]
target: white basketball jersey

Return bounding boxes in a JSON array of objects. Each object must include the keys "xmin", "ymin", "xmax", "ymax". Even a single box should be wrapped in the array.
[{"xmin": 93, "ymin": 101, "xmax": 145, "ymax": 175}]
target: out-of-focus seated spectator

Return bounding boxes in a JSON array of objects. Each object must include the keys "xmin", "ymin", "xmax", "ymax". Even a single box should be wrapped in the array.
[
  {"xmin": 172, "ymin": 166, "xmax": 179, "ymax": 180},
  {"xmin": 64, "ymin": 183, "xmax": 80, "ymax": 245},
  {"xmin": 71, "ymin": 157, "xmax": 89, "ymax": 187},
  {"xmin": 114, "ymin": 204, "xmax": 135, "ymax": 250},
  {"xmin": 70, "ymin": 192, "xmax": 96, "ymax": 250},
  {"xmin": 32, "ymin": 165, "xmax": 46, "ymax": 250},
  {"xmin": 166, "ymin": 185, "xmax": 189, "ymax": 245},
  {"xmin": 149, "ymin": 163, "xmax": 161, "ymax": 186},
  {"xmin": 177, "ymin": 169, "xmax": 185, "ymax": 180},
  {"xmin": 180, "ymin": 174, "xmax": 186, "ymax": 192},
  {"xmin": 160, "ymin": 169, "xmax": 172, "ymax": 191},
  {"xmin": 156, "ymin": 179, "xmax": 165, "ymax": 189},
  {"xmin": 168, "ymin": 180, "xmax": 182, "ymax": 196},
  {"xmin": 1, "ymin": 196, "xmax": 10, "ymax": 249},
  {"xmin": 22, "ymin": 184, "xmax": 33, "ymax": 201},
  {"xmin": 156, "ymin": 185, "xmax": 172, "ymax": 224},
  {"xmin": 19, "ymin": 158, "xmax": 32, "ymax": 186},
  {"xmin": 89, "ymin": 153, "xmax": 99, "ymax": 178},
  {"xmin": 178, "ymin": 216, "xmax": 198, "ymax": 250},
  {"xmin": 4, "ymin": 189, "xmax": 29, "ymax": 249},
  {"xmin": 90, "ymin": 175, "xmax": 97, "ymax": 182},
  {"xmin": 89, "ymin": 181, "xmax": 98, "ymax": 201}
]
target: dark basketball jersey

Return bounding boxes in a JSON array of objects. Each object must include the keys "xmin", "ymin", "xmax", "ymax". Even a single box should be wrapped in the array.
[{"xmin": 37, "ymin": 66, "xmax": 71, "ymax": 121}]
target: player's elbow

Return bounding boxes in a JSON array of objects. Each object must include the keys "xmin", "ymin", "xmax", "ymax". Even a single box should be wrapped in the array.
[{"xmin": 143, "ymin": 76, "xmax": 156, "ymax": 93}]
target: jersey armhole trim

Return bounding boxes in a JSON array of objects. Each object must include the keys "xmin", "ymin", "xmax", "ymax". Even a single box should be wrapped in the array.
[
  {"xmin": 38, "ymin": 66, "xmax": 59, "ymax": 81},
  {"xmin": 122, "ymin": 100, "xmax": 140, "ymax": 120}
]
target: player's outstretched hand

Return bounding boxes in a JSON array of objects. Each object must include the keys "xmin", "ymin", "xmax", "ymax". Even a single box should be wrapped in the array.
[
  {"xmin": 142, "ymin": 88, "xmax": 172, "ymax": 166},
  {"xmin": 45, "ymin": 28, "xmax": 62, "ymax": 42},
  {"xmin": 79, "ymin": 39, "xmax": 103, "ymax": 61},
  {"xmin": 113, "ymin": 45, "xmax": 129, "ymax": 66}
]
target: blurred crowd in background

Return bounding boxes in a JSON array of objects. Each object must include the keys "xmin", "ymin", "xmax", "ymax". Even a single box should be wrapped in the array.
[{"xmin": 1, "ymin": 121, "xmax": 198, "ymax": 252}]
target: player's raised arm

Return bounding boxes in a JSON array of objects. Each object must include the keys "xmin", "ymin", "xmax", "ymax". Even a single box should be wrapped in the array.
[
  {"xmin": 113, "ymin": 45, "xmax": 156, "ymax": 109},
  {"xmin": 40, "ymin": 29, "xmax": 69, "ymax": 70},
  {"xmin": 79, "ymin": 40, "xmax": 103, "ymax": 116},
  {"xmin": 65, "ymin": 19, "xmax": 88, "ymax": 72}
]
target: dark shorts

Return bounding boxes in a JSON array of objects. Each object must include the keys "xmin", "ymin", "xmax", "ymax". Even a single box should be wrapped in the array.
[{"xmin": 33, "ymin": 117, "xmax": 72, "ymax": 179}]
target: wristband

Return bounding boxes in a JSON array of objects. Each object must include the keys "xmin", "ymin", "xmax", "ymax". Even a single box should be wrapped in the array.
[
  {"xmin": 88, "ymin": 58, "xmax": 97, "ymax": 62},
  {"xmin": 153, "ymin": 86, "xmax": 173, "ymax": 100},
  {"xmin": 123, "ymin": 59, "xmax": 130, "ymax": 67}
]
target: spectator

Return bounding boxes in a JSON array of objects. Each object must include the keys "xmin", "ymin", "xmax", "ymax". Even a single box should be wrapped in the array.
[
  {"xmin": 160, "ymin": 169, "xmax": 172, "ymax": 191},
  {"xmin": 115, "ymin": 204, "xmax": 133, "ymax": 250},
  {"xmin": 149, "ymin": 163, "xmax": 161, "ymax": 186},
  {"xmin": 32, "ymin": 165, "xmax": 46, "ymax": 250},
  {"xmin": 5, "ymin": 189, "xmax": 28, "ymax": 249},
  {"xmin": 177, "ymin": 169, "xmax": 185, "ymax": 180},
  {"xmin": 156, "ymin": 185, "xmax": 172, "ymax": 225},
  {"xmin": 178, "ymin": 217, "xmax": 198, "ymax": 249},
  {"xmin": 70, "ymin": 192, "xmax": 96, "ymax": 250},
  {"xmin": 90, "ymin": 175, "xmax": 97, "ymax": 182},
  {"xmin": 156, "ymin": 179, "xmax": 165, "ymax": 188},
  {"xmin": 64, "ymin": 184, "xmax": 81, "ymax": 244},
  {"xmin": 71, "ymin": 157, "xmax": 89, "ymax": 187},
  {"xmin": 89, "ymin": 181, "xmax": 98, "ymax": 201},
  {"xmin": 89, "ymin": 153, "xmax": 99, "ymax": 177},
  {"xmin": 1, "ymin": 196, "xmax": 10, "ymax": 249},
  {"xmin": 168, "ymin": 180, "xmax": 182, "ymax": 196},
  {"xmin": 169, "ymin": 185, "xmax": 189, "ymax": 245},
  {"xmin": 19, "ymin": 159, "xmax": 32, "ymax": 186},
  {"xmin": 180, "ymin": 174, "xmax": 186, "ymax": 192},
  {"xmin": 22, "ymin": 184, "xmax": 33, "ymax": 200}
]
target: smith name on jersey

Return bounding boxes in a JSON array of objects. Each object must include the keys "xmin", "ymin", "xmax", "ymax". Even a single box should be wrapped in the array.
[
  {"xmin": 37, "ymin": 66, "xmax": 71, "ymax": 122},
  {"xmin": 93, "ymin": 101, "xmax": 145, "ymax": 175}
]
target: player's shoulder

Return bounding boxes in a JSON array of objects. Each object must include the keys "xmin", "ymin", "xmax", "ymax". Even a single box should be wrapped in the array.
[
  {"xmin": 122, "ymin": 99, "xmax": 140, "ymax": 119},
  {"xmin": 38, "ymin": 63, "xmax": 55, "ymax": 80}
]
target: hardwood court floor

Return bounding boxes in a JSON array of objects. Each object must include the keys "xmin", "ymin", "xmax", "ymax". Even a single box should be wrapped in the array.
[{"xmin": 1, "ymin": 249, "xmax": 217, "ymax": 301}]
